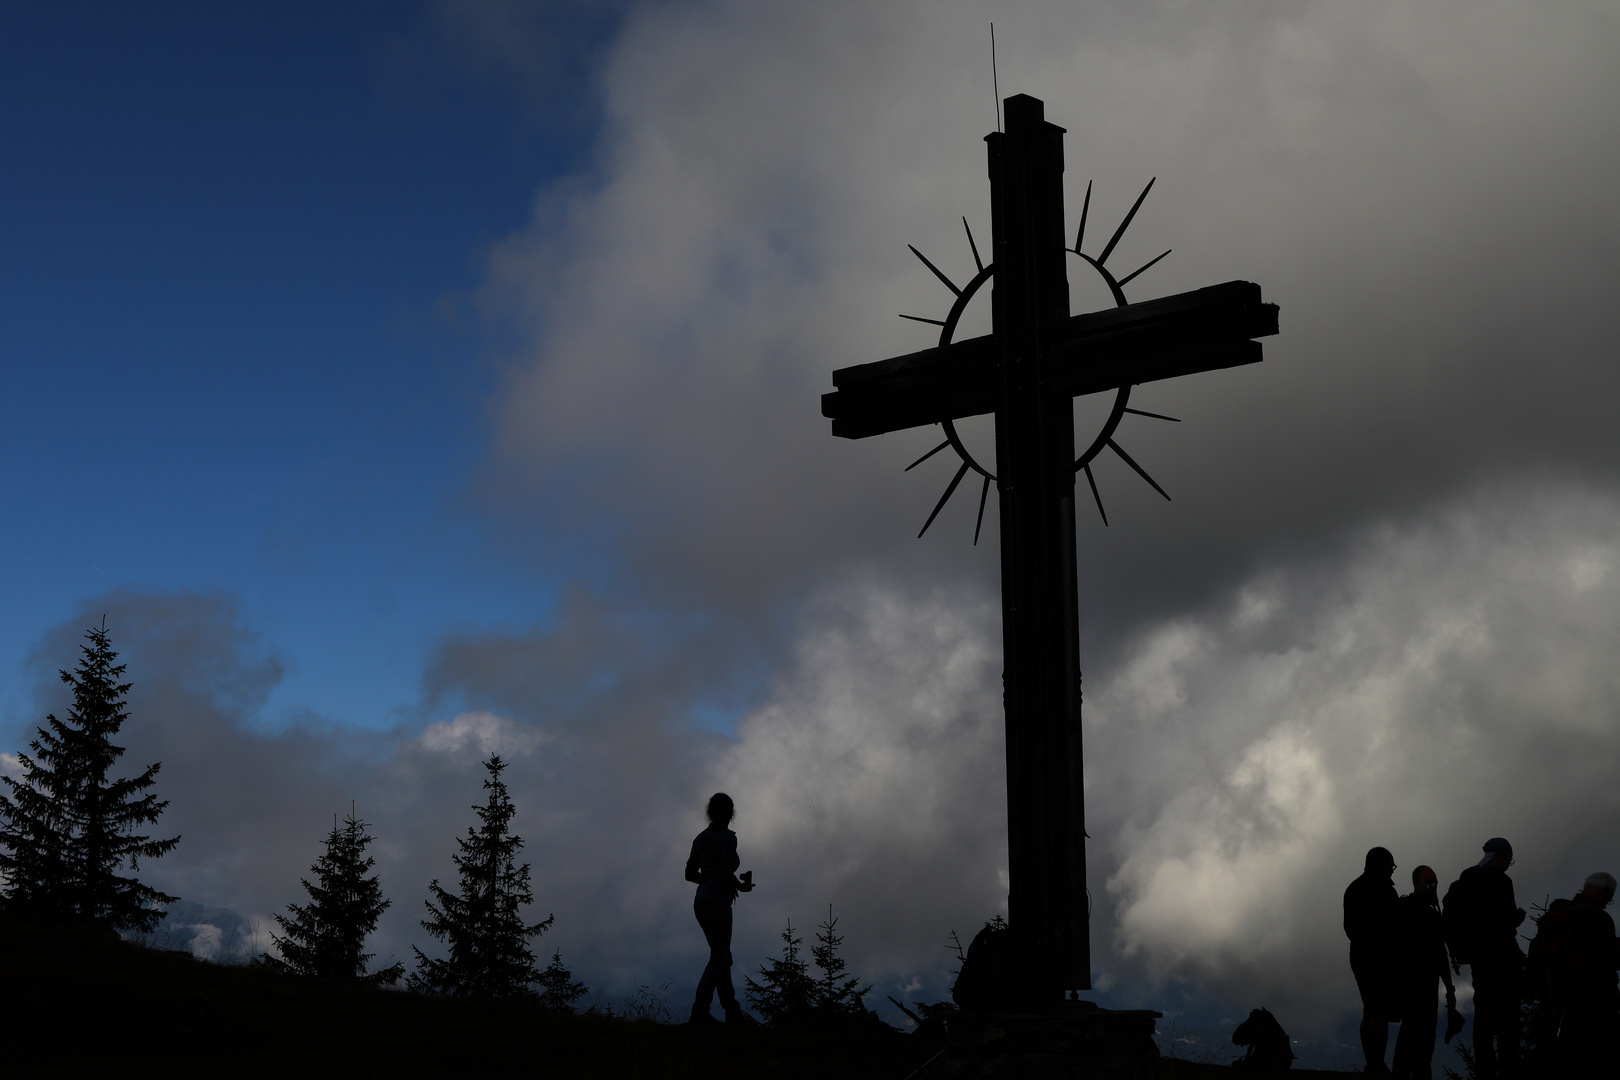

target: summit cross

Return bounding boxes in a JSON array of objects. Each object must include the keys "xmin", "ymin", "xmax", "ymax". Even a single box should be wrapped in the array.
[{"xmin": 821, "ymin": 94, "xmax": 1278, "ymax": 1002}]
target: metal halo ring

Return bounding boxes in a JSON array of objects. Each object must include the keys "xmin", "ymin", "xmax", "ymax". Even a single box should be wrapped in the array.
[
  {"xmin": 933, "ymin": 253, "xmax": 1135, "ymax": 479},
  {"xmin": 1070, "ymin": 253, "xmax": 1131, "ymax": 472},
  {"xmin": 938, "ymin": 264, "xmax": 997, "ymax": 482}
]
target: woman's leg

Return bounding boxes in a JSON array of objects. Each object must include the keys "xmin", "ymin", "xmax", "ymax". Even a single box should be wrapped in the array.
[
  {"xmin": 692, "ymin": 899, "xmax": 737, "ymax": 1019},
  {"xmin": 692, "ymin": 901, "xmax": 717, "ymax": 1018}
]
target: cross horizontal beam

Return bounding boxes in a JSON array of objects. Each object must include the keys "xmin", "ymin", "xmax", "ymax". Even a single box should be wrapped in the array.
[{"xmin": 822, "ymin": 279, "xmax": 1278, "ymax": 440}]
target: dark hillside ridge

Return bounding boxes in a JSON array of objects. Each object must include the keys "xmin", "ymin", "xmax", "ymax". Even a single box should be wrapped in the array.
[{"xmin": 0, "ymin": 918, "xmax": 1338, "ymax": 1078}]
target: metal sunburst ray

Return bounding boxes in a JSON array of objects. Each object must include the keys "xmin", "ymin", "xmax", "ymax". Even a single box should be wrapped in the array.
[
  {"xmin": 1073, "ymin": 180, "xmax": 1092, "ymax": 254},
  {"xmin": 1106, "ymin": 438, "xmax": 1170, "ymax": 501},
  {"xmin": 1082, "ymin": 463, "xmax": 1108, "ymax": 526},
  {"xmin": 918, "ymin": 460, "xmax": 971, "ymax": 537},
  {"xmin": 1117, "ymin": 249, "xmax": 1171, "ymax": 288},
  {"xmin": 908, "ymin": 245, "xmax": 962, "ymax": 296},
  {"xmin": 1122, "ymin": 407, "xmax": 1180, "ymax": 423},
  {"xmin": 973, "ymin": 474, "xmax": 991, "ymax": 545},
  {"xmin": 905, "ymin": 438, "xmax": 951, "ymax": 472},
  {"xmin": 1096, "ymin": 177, "xmax": 1156, "ymax": 267},
  {"xmin": 963, "ymin": 218, "xmax": 984, "ymax": 273}
]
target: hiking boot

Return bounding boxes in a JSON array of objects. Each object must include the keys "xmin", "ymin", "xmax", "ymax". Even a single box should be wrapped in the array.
[
  {"xmin": 724, "ymin": 1009, "xmax": 758, "ymax": 1026},
  {"xmin": 688, "ymin": 1006, "xmax": 721, "ymax": 1026}
]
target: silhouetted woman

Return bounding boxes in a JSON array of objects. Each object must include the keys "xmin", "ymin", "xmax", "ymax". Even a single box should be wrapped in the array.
[{"xmin": 685, "ymin": 792, "xmax": 754, "ymax": 1024}]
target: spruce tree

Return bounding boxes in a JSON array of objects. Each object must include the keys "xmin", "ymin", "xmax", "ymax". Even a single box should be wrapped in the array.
[
  {"xmin": 536, "ymin": 949, "xmax": 590, "ymax": 1012},
  {"xmin": 266, "ymin": 808, "xmax": 403, "ymax": 984},
  {"xmin": 744, "ymin": 919, "xmax": 816, "ymax": 1025},
  {"xmin": 809, "ymin": 905, "xmax": 872, "ymax": 1015},
  {"xmin": 0, "ymin": 624, "xmax": 178, "ymax": 931},
  {"xmin": 408, "ymin": 754, "xmax": 554, "ymax": 997}
]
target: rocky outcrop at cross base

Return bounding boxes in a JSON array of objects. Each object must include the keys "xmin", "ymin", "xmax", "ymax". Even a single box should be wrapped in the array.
[{"xmin": 909, "ymin": 920, "xmax": 1162, "ymax": 1079}]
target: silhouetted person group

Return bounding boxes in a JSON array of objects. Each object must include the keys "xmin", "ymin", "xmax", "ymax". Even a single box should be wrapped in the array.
[
  {"xmin": 1345, "ymin": 838, "xmax": 1619, "ymax": 1078},
  {"xmin": 686, "ymin": 792, "xmax": 755, "ymax": 1025}
]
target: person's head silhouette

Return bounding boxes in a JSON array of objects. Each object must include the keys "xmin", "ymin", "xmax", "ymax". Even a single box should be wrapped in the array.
[
  {"xmin": 1583, "ymin": 871, "xmax": 1616, "ymax": 906},
  {"xmin": 1412, "ymin": 864, "xmax": 1439, "ymax": 904},
  {"xmin": 1478, "ymin": 837, "xmax": 1513, "ymax": 871},
  {"xmin": 707, "ymin": 792, "xmax": 735, "ymax": 828},
  {"xmin": 1365, "ymin": 846, "xmax": 1395, "ymax": 878}
]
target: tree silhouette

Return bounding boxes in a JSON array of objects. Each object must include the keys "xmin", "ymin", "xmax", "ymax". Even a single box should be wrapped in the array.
[
  {"xmin": 266, "ymin": 808, "xmax": 403, "ymax": 984},
  {"xmin": 536, "ymin": 949, "xmax": 590, "ymax": 1012},
  {"xmin": 408, "ymin": 755, "xmax": 553, "ymax": 997},
  {"xmin": 745, "ymin": 919, "xmax": 816, "ymax": 1026},
  {"xmin": 810, "ymin": 905, "xmax": 872, "ymax": 1015},
  {"xmin": 0, "ymin": 624, "xmax": 178, "ymax": 931}
]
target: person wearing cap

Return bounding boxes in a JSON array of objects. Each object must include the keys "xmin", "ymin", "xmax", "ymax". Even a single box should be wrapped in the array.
[
  {"xmin": 1550, "ymin": 871, "xmax": 1619, "ymax": 1077},
  {"xmin": 1391, "ymin": 865, "xmax": 1455, "ymax": 1078},
  {"xmin": 1345, "ymin": 846, "xmax": 1401, "ymax": 1072},
  {"xmin": 1448, "ymin": 838, "xmax": 1526, "ymax": 1080}
]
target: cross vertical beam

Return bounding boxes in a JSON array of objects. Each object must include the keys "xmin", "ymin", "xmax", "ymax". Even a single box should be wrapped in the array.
[{"xmin": 989, "ymin": 94, "xmax": 1089, "ymax": 999}]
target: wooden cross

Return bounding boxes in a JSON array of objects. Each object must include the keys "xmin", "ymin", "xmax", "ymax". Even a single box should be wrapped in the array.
[{"xmin": 821, "ymin": 95, "xmax": 1278, "ymax": 1003}]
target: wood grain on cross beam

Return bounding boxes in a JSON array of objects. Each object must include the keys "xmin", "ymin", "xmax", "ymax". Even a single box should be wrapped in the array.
[{"xmin": 822, "ymin": 279, "xmax": 1278, "ymax": 440}]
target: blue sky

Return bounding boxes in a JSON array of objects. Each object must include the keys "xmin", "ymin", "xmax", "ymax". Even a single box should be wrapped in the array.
[{"xmin": 0, "ymin": 2, "xmax": 612, "ymax": 729}]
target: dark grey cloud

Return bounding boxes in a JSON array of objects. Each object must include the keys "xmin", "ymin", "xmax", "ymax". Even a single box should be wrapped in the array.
[{"xmin": 475, "ymin": 0, "xmax": 1620, "ymax": 635}]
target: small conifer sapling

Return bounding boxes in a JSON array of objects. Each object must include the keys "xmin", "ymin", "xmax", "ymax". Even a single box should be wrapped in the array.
[
  {"xmin": 745, "ymin": 919, "xmax": 816, "ymax": 1026},
  {"xmin": 537, "ymin": 950, "xmax": 590, "ymax": 1012},
  {"xmin": 810, "ymin": 904, "xmax": 872, "ymax": 1016}
]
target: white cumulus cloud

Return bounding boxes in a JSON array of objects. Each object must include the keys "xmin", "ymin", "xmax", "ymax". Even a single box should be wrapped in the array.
[{"xmin": 1095, "ymin": 481, "xmax": 1620, "ymax": 1022}]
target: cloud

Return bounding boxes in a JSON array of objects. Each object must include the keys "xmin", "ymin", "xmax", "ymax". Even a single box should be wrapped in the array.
[
  {"xmin": 408, "ymin": 576, "xmax": 1012, "ymax": 992},
  {"xmin": 18, "ymin": 590, "xmax": 381, "ymax": 926},
  {"xmin": 445, "ymin": 2, "xmax": 1620, "ymax": 1046},
  {"xmin": 710, "ymin": 577, "xmax": 1007, "ymax": 972},
  {"xmin": 474, "ymin": 0, "xmax": 1620, "ymax": 639},
  {"xmin": 10, "ymin": 582, "xmax": 1009, "ymax": 1004},
  {"xmin": 416, "ymin": 710, "xmax": 550, "ymax": 758},
  {"xmin": 138, "ymin": 900, "xmax": 271, "ymax": 964},
  {"xmin": 1092, "ymin": 479, "xmax": 1620, "ymax": 1023},
  {"xmin": 11, "ymin": 476, "xmax": 1620, "ymax": 1062}
]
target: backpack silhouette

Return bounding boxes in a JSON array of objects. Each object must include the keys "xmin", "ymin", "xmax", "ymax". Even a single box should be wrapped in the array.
[
  {"xmin": 1442, "ymin": 876, "xmax": 1482, "ymax": 967},
  {"xmin": 951, "ymin": 921, "xmax": 1017, "ymax": 1012},
  {"xmin": 1527, "ymin": 896, "xmax": 1593, "ymax": 1005},
  {"xmin": 1232, "ymin": 1006, "xmax": 1294, "ymax": 1070}
]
